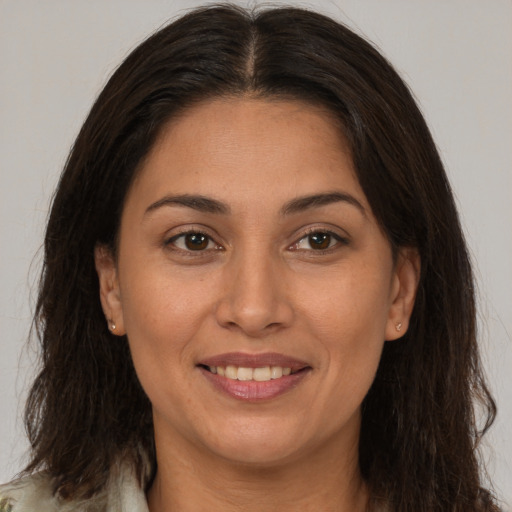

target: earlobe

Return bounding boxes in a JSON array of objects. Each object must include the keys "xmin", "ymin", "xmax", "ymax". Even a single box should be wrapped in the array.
[
  {"xmin": 385, "ymin": 247, "xmax": 421, "ymax": 341},
  {"xmin": 94, "ymin": 244, "xmax": 126, "ymax": 335}
]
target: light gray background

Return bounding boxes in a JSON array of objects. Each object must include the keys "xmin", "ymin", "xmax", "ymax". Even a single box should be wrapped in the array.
[{"xmin": 1, "ymin": 0, "xmax": 510, "ymax": 508}]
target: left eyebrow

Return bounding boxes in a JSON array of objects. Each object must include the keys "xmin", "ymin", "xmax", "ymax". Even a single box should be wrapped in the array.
[
  {"xmin": 280, "ymin": 192, "xmax": 366, "ymax": 216},
  {"xmin": 144, "ymin": 194, "xmax": 231, "ymax": 216}
]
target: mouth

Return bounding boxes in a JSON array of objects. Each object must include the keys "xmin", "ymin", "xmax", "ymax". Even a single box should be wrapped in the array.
[
  {"xmin": 197, "ymin": 352, "xmax": 311, "ymax": 401},
  {"xmin": 199, "ymin": 364, "xmax": 306, "ymax": 381}
]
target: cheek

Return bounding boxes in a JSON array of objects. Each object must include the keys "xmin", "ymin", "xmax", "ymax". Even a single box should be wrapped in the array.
[
  {"xmin": 117, "ymin": 261, "xmax": 218, "ymax": 384},
  {"xmin": 121, "ymin": 258, "xmax": 213, "ymax": 333},
  {"xmin": 300, "ymin": 265, "xmax": 392, "ymax": 342},
  {"xmin": 118, "ymin": 271, "xmax": 214, "ymax": 421},
  {"xmin": 297, "ymin": 265, "xmax": 391, "ymax": 396}
]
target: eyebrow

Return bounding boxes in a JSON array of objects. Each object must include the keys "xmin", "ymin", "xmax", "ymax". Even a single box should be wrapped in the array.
[
  {"xmin": 144, "ymin": 191, "xmax": 365, "ymax": 217},
  {"xmin": 145, "ymin": 194, "xmax": 230, "ymax": 216},
  {"xmin": 280, "ymin": 192, "xmax": 366, "ymax": 216}
]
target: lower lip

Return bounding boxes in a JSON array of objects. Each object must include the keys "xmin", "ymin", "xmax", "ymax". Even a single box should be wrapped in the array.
[{"xmin": 199, "ymin": 367, "xmax": 310, "ymax": 401}]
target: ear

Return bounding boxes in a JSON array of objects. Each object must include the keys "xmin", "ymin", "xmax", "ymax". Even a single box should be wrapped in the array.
[
  {"xmin": 385, "ymin": 247, "xmax": 421, "ymax": 341},
  {"xmin": 94, "ymin": 244, "xmax": 126, "ymax": 336}
]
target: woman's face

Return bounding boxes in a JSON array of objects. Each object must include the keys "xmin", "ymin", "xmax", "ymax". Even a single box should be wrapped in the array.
[{"xmin": 96, "ymin": 97, "xmax": 418, "ymax": 468}]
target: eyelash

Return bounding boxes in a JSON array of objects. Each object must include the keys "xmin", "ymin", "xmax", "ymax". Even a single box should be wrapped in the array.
[
  {"xmin": 289, "ymin": 228, "xmax": 349, "ymax": 253},
  {"xmin": 165, "ymin": 227, "xmax": 349, "ymax": 256},
  {"xmin": 165, "ymin": 229, "xmax": 222, "ymax": 253}
]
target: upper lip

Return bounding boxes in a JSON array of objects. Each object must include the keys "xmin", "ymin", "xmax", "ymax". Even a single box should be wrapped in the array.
[{"xmin": 198, "ymin": 352, "xmax": 310, "ymax": 371}]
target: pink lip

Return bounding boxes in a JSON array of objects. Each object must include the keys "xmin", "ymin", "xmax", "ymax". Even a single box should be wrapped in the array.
[
  {"xmin": 198, "ymin": 351, "xmax": 310, "ymax": 371},
  {"xmin": 197, "ymin": 352, "xmax": 312, "ymax": 402},
  {"xmin": 199, "ymin": 366, "xmax": 310, "ymax": 402}
]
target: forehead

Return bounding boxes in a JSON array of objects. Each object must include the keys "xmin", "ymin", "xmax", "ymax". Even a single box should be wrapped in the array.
[{"xmin": 127, "ymin": 96, "xmax": 367, "ymax": 213}]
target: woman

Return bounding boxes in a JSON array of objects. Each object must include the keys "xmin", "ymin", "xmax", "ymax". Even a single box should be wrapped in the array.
[{"xmin": 0, "ymin": 4, "xmax": 501, "ymax": 511}]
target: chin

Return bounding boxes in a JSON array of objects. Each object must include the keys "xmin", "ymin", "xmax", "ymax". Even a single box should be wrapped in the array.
[
  {"xmin": 213, "ymin": 441, "xmax": 302, "ymax": 467},
  {"xmin": 199, "ymin": 416, "xmax": 316, "ymax": 467}
]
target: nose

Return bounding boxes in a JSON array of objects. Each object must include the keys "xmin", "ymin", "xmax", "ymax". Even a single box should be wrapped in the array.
[{"xmin": 215, "ymin": 249, "xmax": 294, "ymax": 337}]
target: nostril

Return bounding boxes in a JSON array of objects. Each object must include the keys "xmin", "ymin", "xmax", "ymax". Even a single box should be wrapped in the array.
[{"xmin": 214, "ymin": 284, "xmax": 294, "ymax": 336}]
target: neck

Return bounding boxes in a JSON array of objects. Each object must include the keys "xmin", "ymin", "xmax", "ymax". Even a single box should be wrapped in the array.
[{"xmin": 147, "ymin": 428, "xmax": 368, "ymax": 512}]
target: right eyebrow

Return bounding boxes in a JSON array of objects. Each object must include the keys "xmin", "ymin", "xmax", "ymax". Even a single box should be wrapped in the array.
[
  {"xmin": 144, "ymin": 194, "xmax": 231, "ymax": 216},
  {"xmin": 280, "ymin": 191, "xmax": 366, "ymax": 217}
]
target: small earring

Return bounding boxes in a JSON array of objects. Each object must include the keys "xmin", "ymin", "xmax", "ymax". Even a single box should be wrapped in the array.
[
  {"xmin": 108, "ymin": 319, "xmax": 116, "ymax": 332},
  {"xmin": 395, "ymin": 322, "xmax": 402, "ymax": 332}
]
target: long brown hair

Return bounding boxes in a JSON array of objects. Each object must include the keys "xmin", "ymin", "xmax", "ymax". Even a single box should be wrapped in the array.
[{"xmin": 24, "ymin": 4, "xmax": 499, "ymax": 511}]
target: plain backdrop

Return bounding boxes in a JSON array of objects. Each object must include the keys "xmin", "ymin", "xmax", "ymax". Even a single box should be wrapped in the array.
[{"xmin": 1, "ymin": 0, "xmax": 511, "ymax": 508}]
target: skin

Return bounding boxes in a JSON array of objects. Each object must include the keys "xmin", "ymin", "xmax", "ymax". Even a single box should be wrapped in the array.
[{"xmin": 95, "ymin": 97, "xmax": 419, "ymax": 512}]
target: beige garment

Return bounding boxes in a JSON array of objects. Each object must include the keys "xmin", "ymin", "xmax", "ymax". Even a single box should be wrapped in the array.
[
  {"xmin": 0, "ymin": 466, "xmax": 149, "ymax": 512},
  {"xmin": 1, "ymin": 469, "xmax": 389, "ymax": 512}
]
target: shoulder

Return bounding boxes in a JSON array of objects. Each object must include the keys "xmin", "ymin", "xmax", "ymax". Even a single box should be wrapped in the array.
[
  {"xmin": 0, "ymin": 472, "xmax": 60, "ymax": 512},
  {"xmin": 0, "ymin": 464, "xmax": 149, "ymax": 512}
]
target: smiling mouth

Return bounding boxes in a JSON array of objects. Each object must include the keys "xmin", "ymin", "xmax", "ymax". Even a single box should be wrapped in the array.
[
  {"xmin": 197, "ymin": 352, "xmax": 311, "ymax": 400},
  {"xmin": 199, "ymin": 364, "xmax": 306, "ymax": 382}
]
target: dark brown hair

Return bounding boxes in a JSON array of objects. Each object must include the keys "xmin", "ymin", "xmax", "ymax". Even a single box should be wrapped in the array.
[{"xmin": 24, "ymin": 4, "xmax": 499, "ymax": 511}]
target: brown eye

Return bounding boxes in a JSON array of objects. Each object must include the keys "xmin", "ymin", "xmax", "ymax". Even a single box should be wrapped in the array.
[
  {"xmin": 184, "ymin": 233, "xmax": 209, "ymax": 250},
  {"xmin": 290, "ymin": 230, "xmax": 347, "ymax": 252},
  {"xmin": 308, "ymin": 232, "xmax": 332, "ymax": 250},
  {"xmin": 168, "ymin": 232, "xmax": 217, "ymax": 251}
]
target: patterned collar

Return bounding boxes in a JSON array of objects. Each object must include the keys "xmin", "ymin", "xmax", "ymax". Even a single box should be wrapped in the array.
[{"xmin": 0, "ymin": 464, "xmax": 148, "ymax": 512}]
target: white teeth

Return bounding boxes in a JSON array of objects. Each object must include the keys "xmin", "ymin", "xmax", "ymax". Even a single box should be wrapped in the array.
[
  {"xmin": 225, "ymin": 365, "xmax": 238, "ymax": 379},
  {"xmin": 237, "ymin": 367, "xmax": 253, "ymax": 381},
  {"xmin": 270, "ymin": 366, "xmax": 283, "ymax": 379},
  {"xmin": 253, "ymin": 366, "xmax": 271, "ymax": 382},
  {"xmin": 207, "ymin": 365, "xmax": 294, "ymax": 381}
]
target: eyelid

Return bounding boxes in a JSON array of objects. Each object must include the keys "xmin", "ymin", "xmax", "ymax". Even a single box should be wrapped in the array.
[
  {"xmin": 289, "ymin": 226, "xmax": 350, "ymax": 252},
  {"xmin": 164, "ymin": 226, "xmax": 224, "ymax": 252},
  {"xmin": 162, "ymin": 224, "xmax": 349, "ymax": 254}
]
